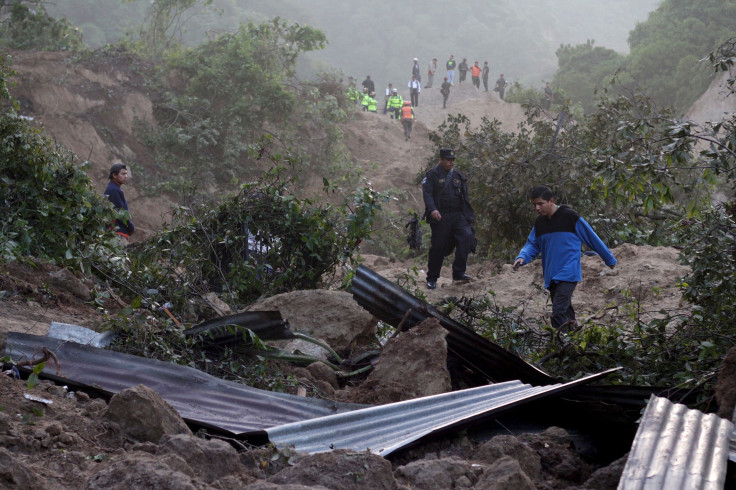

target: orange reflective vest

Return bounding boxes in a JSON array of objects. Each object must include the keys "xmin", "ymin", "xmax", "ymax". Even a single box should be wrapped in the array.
[
  {"xmin": 401, "ymin": 105, "xmax": 414, "ymax": 120},
  {"xmin": 471, "ymin": 65, "xmax": 481, "ymax": 77}
]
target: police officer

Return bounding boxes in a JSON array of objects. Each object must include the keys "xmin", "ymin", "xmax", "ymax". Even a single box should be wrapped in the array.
[{"xmin": 422, "ymin": 148, "xmax": 476, "ymax": 289}]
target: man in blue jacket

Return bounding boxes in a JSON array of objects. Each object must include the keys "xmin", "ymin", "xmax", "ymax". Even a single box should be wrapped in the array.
[
  {"xmin": 513, "ymin": 185, "xmax": 616, "ymax": 331},
  {"xmin": 104, "ymin": 162, "xmax": 135, "ymax": 244}
]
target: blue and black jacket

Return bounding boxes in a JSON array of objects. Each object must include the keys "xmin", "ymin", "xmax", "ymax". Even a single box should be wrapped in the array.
[{"xmin": 516, "ymin": 205, "xmax": 616, "ymax": 288}]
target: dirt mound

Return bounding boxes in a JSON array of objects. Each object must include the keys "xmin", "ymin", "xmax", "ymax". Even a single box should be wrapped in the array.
[{"xmin": 364, "ymin": 243, "xmax": 689, "ymax": 328}]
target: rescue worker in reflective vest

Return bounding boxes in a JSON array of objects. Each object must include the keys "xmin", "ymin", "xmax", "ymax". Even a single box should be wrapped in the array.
[
  {"xmin": 387, "ymin": 88, "xmax": 404, "ymax": 120},
  {"xmin": 367, "ymin": 92, "xmax": 378, "ymax": 113},
  {"xmin": 471, "ymin": 61, "xmax": 482, "ymax": 89},
  {"xmin": 360, "ymin": 88, "xmax": 370, "ymax": 111},
  {"xmin": 400, "ymin": 100, "xmax": 415, "ymax": 140},
  {"xmin": 422, "ymin": 148, "xmax": 476, "ymax": 289},
  {"xmin": 347, "ymin": 79, "xmax": 360, "ymax": 106}
]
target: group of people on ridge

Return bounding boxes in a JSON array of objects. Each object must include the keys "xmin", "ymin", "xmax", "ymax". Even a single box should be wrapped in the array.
[{"xmin": 346, "ymin": 56, "xmax": 511, "ymax": 141}]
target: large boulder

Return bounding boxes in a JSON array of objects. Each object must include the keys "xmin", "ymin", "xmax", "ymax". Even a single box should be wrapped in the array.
[
  {"xmin": 394, "ymin": 456, "xmax": 484, "ymax": 489},
  {"xmin": 157, "ymin": 433, "xmax": 246, "ymax": 484},
  {"xmin": 104, "ymin": 385, "xmax": 191, "ymax": 443},
  {"xmin": 474, "ymin": 456, "xmax": 536, "ymax": 490},
  {"xmin": 267, "ymin": 450, "xmax": 398, "ymax": 489},
  {"xmin": 247, "ymin": 290, "xmax": 377, "ymax": 352},
  {"xmin": 346, "ymin": 317, "xmax": 451, "ymax": 404},
  {"xmin": 472, "ymin": 434, "xmax": 542, "ymax": 481},
  {"xmin": 580, "ymin": 453, "xmax": 628, "ymax": 490},
  {"xmin": 0, "ymin": 447, "xmax": 47, "ymax": 489},
  {"xmin": 85, "ymin": 452, "xmax": 197, "ymax": 489},
  {"xmin": 519, "ymin": 427, "xmax": 593, "ymax": 485}
]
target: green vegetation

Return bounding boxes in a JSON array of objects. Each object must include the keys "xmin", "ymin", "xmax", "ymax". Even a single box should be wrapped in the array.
[
  {"xmin": 122, "ymin": 169, "xmax": 385, "ymax": 317},
  {"xmin": 0, "ymin": 54, "xmax": 116, "ymax": 265},
  {"xmin": 138, "ymin": 18, "xmax": 337, "ymax": 195},
  {"xmin": 45, "ymin": 0, "xmax": 658, "ymax": 88},
  {"xmin": 0, "ymin": 2, "xmax": 84, "ymax": 51},
  {"xmin": 430, "ymin": 38, "xmax": 736, "ymax": 395},
  {"xmin": 553, "ymin": 0, "xmax": 736, "ymax": 113}
]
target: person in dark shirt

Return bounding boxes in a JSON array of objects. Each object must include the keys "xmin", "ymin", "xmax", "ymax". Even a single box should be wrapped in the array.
[
  {"xmin": 458, "ymin": 58, "xmax": 469, "ymax": 83},
  {"xmin": 494, "ymin": 74, "xmax": 507, "ymax": 100},
  {"xmin": 513, "ymin": 185, "xmax": 617, "ymax": 331},
  {"xmin": 104, "ymin": 162, "xmax": 134, "ymax": 243},
  {"xmin": 422, "ymin": 148, "xmax": 476, "ymax": 289},
  {"xmin": 440, "ymin": 77, "xmax": 452, "ymax": 109},
  {"xmin": 361, "ymin": 75, "xmax": 375, "ymax": 94}
]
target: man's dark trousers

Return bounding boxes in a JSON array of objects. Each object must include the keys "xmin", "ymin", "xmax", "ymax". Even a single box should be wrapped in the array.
[
  {"xmin": 427, "ymin": 211, "xmax": 473, "ymax": 281},
  {"xmin": 549, "ymin": 281, "xmax": 577, "ymax": 329}
]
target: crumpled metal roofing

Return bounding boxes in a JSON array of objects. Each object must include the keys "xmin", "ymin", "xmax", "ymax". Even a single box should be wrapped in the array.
[
  {"xmin": 619, "ymin": 395, "xmax": 732, "ymax": 490},
  {"xmin": 267, "ymin": 368, "xmax": 618, "ymax": 456},
  {"xmin": 5, "ymin": 333, "xmax": 365, "ymax": 436},
  {"xmin": 350, "ymin": 264, "xmax": 556, "ymax": 386},
  {"xmin": 183, "ymin": 310, "xmax": 292, "ymax": 344}
]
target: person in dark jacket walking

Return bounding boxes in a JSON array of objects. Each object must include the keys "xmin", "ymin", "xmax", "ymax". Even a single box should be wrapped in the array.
[
  {"xmin": 458, "ymin": 58, "xmax": 469, "ymax": 83},
  {"xmin": 422, "ymin": 148, "xmax": 476, "ymax": 289},
  {"xmin": 494, "ymin": 74, "xmax": 507, "ymax": 100},
  {"xmin": 513, "ymin": 185, "xmax": 617, "ymax": 331},
  {"xmin": 412, "ymin": 57, "xmax": 421, "ymax": 82},
  {"xmin": 440, "ymin": 77, "xmax": 451, "ymax": 108},
  {"xmin": 104, "ymin": 162, "xmax": 135, "ymax": 244},
  {"xmin": 481, "ymin": 61, "xmax": 490, "ymax": 92}
]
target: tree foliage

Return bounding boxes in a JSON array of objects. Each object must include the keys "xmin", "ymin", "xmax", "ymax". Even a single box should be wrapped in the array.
[
  {"xmin": 427, "ymin": 83, "xmax": 705, "ymax": 259},
  {"xmin": 0, "ymin": 55, "xmax": 116, "ymax": 264},
  {"xmin": 137, "ymin": 18, "xmax": 341, "ymax": 195},
  {"xmin": 0, "ymin": 1, "xmax": 84, "ymax": 51},
  {"xmin": 431, "ymin": 38, "xmax": 736, "ymax": 393},
  {"xmin": 553, "ymin": 40, "xmax": 626, "ymax": 113},
  {"xmin": 46, "ymin": 0, "xmax": 658, "ymax": 89},
  {"xmin": 122, "ymin": 168, "xmax": 386, "ymax": 318},
  {"xmin": 553, "ymin": 0, "xmax": 736, "ymax": 113}
]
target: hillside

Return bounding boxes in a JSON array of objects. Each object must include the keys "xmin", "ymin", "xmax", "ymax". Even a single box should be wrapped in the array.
[{"xmin": 6, "ymin": 45, "xmax": 736, "ymax": 490}]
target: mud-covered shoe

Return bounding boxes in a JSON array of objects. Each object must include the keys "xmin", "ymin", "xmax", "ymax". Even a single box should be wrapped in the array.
[
  {"xmin": 452, "ymin": 273, "xmax": 472, "ymax": 284},
  {"xmin": 427, "ymin": 280, "xmax": 437, "ymax": 290}
]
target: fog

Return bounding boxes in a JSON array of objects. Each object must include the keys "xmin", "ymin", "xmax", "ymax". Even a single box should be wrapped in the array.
[{"xmin": 48, "ymin": 0, "xmax": 661, "ymax": 91}]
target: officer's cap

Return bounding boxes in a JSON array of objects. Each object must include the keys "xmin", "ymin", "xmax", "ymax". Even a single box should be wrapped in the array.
[{"xmin": 439, "ymin": 148, "xmax": 455, "ymax": 160}]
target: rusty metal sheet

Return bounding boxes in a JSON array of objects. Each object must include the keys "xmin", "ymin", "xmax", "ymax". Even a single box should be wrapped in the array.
[
  {"xmin": 5, "ymin": 333, "xmax": 365, "ymax": 436},
  {"xmin": 350, "ymin": 264, "xmax": 556, "ymax": 386}
]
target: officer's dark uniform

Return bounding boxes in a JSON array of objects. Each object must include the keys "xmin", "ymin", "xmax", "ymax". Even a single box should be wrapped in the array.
[{"xmin": 422, "ymin": 148, "xmax": 475, "ymax": 286}]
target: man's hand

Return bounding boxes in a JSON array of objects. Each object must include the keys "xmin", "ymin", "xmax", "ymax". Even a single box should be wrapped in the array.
[
  {"xmin": 430, "ymin": 210, "xmax": 441, "ymax": 221},
  {"xmin": 513, "ymin": 258, "xmax": 525, "ymax": 271}
]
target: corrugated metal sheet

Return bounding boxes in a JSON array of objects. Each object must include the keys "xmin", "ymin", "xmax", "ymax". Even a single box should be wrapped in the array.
[
  {"xmin": 619, "ymin": 395, "xmax": 732, "ymax": 490},
  {"xmin": 267, "ymin": 368, "xmax": 618, "ymax": 456},
  {"xmin": 183, "ymin": 310, "xmax": 292, "ymax": 344},
  {"xmin": 5, "ymin": 333, "xmax": 365, "ymax": 436},
  {"xmin": 350, "ymin": 264, "xmax": 556, "ymax": 386}
]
